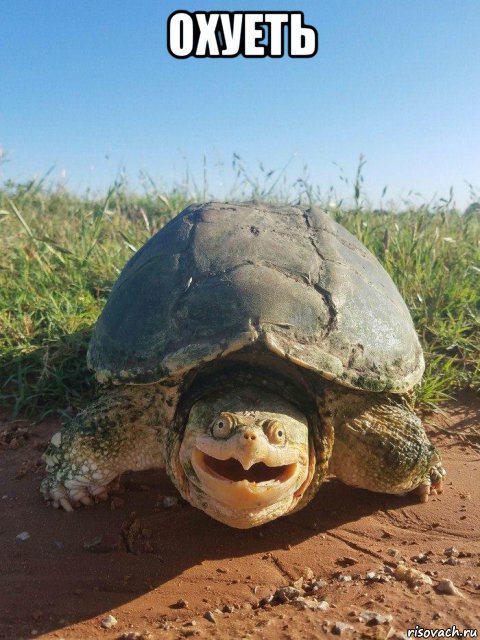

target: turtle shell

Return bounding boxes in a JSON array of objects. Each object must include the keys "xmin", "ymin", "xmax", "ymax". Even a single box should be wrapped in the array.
[{"xmin": 87, "ymin": 202, "xmax": 424, "ymax": 392}]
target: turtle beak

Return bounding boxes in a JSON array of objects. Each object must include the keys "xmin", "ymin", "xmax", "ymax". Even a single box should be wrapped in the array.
[{"xmin": 232, "ymin": 428, "xmax": 268, "ymax": 470}]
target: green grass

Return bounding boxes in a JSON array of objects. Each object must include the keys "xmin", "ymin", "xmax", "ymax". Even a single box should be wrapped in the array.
[{"xmin": 0, "ymin": 163, "xmax": 478, "ymax": 417}]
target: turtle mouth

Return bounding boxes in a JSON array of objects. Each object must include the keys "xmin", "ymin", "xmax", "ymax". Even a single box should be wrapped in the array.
[
  {"xmin": 194, "ymin": 450, "xmax": 297, "ymax": 485},
  {"xmin": 186, "ymin": 447, "xmax": 306, "ymax": 514}
]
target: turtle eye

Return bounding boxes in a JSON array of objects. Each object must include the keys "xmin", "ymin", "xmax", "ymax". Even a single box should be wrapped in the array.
[
  {"xmin": 212, "ymin": 414, "xmax": 234, "ymax": 439},
  {"xmin": 263, "ymin": 420, "xmax": 286, "ymax": 445}
]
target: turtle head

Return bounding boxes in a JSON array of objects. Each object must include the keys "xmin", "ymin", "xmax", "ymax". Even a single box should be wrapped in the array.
[{"xmin": 174, "ymin": 386, "xmax": 316, "ymax": 528}]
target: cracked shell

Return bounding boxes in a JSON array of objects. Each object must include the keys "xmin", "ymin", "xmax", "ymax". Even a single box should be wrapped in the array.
[{"xmin": 87, "ymin": 202, "xmax": 424, "ymax": 392}]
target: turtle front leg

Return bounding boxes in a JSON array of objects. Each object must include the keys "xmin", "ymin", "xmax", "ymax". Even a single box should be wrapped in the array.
[
  {"xmin": 326, "ymin": 391, "xmax": 445, "ymax": 502},
  {"xmin": 41, "ymin": 386, "xmax": 168, "ymax": 511}
]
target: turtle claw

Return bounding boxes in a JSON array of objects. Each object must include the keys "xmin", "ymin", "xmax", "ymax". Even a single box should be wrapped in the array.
[
  {"xmin": 415, "ymin": 463, "xmax": 446, "ymax": 503},
  {"xmin": 59, "ymin": 497, "xmax": 75, "ymax": 512},
  {"xmin": 416, "ymin": 482, "xmax": 432, "ymax": 503},
  {"xmin": 41, "ymin": 475, "xmax": 112, "ymax": 512},
  {"xmin": 431, "ymin": 477, "xmax": 444, "ymax": 495}
]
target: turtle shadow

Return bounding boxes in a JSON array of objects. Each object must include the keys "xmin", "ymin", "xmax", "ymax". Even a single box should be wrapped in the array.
[{"xmin": 0, "ymin": 449, "xmax": 422, "ymax": 638}]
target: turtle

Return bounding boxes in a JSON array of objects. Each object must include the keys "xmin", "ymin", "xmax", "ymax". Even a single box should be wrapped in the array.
[{"xmin": 41, "ymin": 201, "xmax": 445, "ymax": 528}]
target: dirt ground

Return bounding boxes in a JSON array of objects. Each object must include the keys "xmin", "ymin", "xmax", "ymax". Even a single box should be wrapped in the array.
[{"xmin": 1, "ymin": 398, "xmax": 479, "ymax": 640}]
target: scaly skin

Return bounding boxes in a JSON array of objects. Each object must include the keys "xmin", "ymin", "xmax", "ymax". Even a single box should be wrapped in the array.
[
  {"xmin": 41, "ymin": 385, "xmax": 168, "ymax": 511},
  {"xmin": 327, "ymin": 390, "xmax": 445, "ymax": 500}
]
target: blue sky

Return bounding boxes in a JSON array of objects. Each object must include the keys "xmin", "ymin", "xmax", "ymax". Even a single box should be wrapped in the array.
[{"xmin": 1, "ymin": 1, "xmax": 479, "ymax": 206}]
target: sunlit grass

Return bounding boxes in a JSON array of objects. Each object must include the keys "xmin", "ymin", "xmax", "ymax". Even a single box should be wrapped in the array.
[{"xmin": 0, "ymin": 161, "xmax": 478, "ymax": 416}]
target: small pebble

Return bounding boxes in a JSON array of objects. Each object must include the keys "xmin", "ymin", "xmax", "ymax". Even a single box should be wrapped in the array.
[
  {"xmin": 294, "ymin": 597, "xmax": 329, "ymax": 611},
  {"xmin": 337, "ymin": 574, "xmax": 352, "ymax": 582},
  {"xmin": 258, "ymin": 595, "xmax": 274, "ymax": 608},
  {"xmin": 411, "ymin": 553, "xmax": 430, "ymax": 564},
  {"xmin": 16, "ymin": 531, "xmax": 30, "ymax": 541},
  {"xmin": 358, "ymin": 610, "xmax": 393, "ymax": 625},
  {"xmin": 274, "ymin": 586, "xmax": 301, "ymax": 602},
  {"xmin": 394, "ymin": 563, "xmax": 433, "ymax": 587},
  {"xmin": 311, "ymin": 579, "xmax": 327, "ymax": 589},
  {"xmin": 367, "ymin": 572, "xmax": 390, "ymax": 583},
  {"xmin": 83, "ymin": 533, "xmax": 122, "ymax": 553},
  {"xmin": 292, "ymin": 577, "xmax": 304, "ymax": 590},
  {"xmin": 435, "ymin": 579, "xmax": 462, "ymax": 596},
  {"xmin": 171, "ymin": 599, "xmax": 189, "ymax": 609},
  {"xmin": 222, "ymin": 604, "xmax": 235, "ymax": 613},
  {"xmin": 303, "ymin": 567, "xmax": 315, "ymax": 580},
  {"xmin": 204, "ymin": 611, "xmax": 216, "ymax": 623},
  {"xmin": 332, "ymin": 622, "xmax": 354, "ymax": 635},
  {"xmin": 101, "ymin": 614, "xmax": 117, "ymax": 629},
  {"xmin": 444, "ymin": 547, "xmax": 459, "ymax": 557},
  {"xmin": 162, "ymin": 495, "xmax": 179, "ymax": 508},
  {"xmin": 442, "ymin": 557, "xmax": 460, "ymax": 566}
]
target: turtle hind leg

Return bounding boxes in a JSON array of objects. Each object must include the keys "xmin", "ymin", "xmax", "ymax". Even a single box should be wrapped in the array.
[
  {"xmin": 326, "ymin": 391, "xmax": 446, "ymax": 501},
  {"xmin": 41, "ymin": 385, "xmax": 168, "ymax": 512}
]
